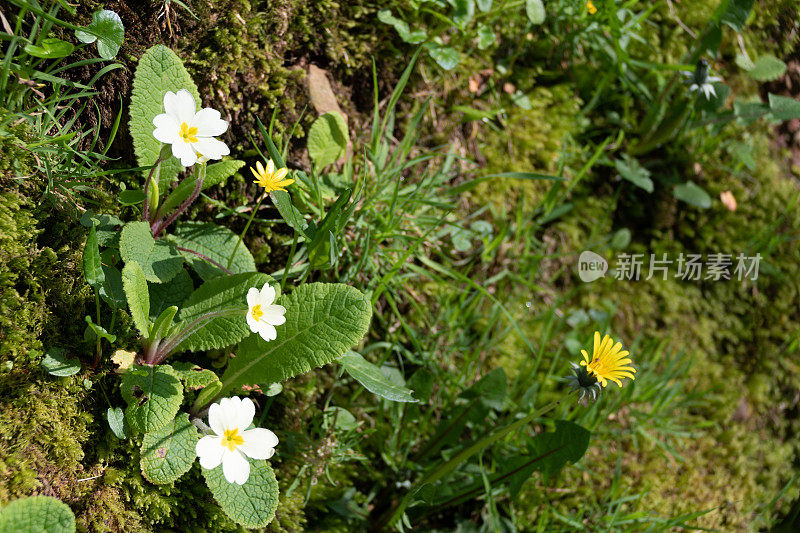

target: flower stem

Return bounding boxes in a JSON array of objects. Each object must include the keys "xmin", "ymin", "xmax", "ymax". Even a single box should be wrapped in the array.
[
  {"xmin": 142, "ymin": 154, "xmax": 164, "ymax": 223},
  {"xmin": 152, "ymin": 163, "xmax": 205, "ymax": 238},
  {"xmin": 227, "ymin": 191, "xmax": 266, "ymax": 270}
]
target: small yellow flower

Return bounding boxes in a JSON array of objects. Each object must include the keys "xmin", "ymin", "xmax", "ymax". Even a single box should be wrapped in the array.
[
  {"xmin": 586, "ymin": 0, "xmax": 597, "ymax": 14},
  {"xmin": 251, "ymin": 159, "xmax": 293, "ymax": 193},
  {"xmin": 580, "ymin": 331, "xmax": 636, "ymax": 387}
]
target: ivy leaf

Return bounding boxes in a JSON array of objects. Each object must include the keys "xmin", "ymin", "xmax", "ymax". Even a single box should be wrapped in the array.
[
  {"xmin": 75, "ymin": 10, "xmax": 125, "ymax": 59},
  {"xmin": 140, "ymin": 413, "xmax": 198, "ymax": 484},
  {"xmin": 203, "ymin": 460, "xmax": 279, "ymax": 528},
  {"xmin": 130, "ymin": 45, "xmax": 200, "ymax": 188},
  {"xmin": 614, "ymin": 155, "xmax": 653, "ymax": 193},
  {"xmin": 340, "ymin": 351, "xmax": 418, "ymax": 402},
  {"xmin": 121, "ymin": 364, "xmax": 183, "ymax": 434},
  {"xmin": 106, "ymin": 407, "xmax": 127, "ymax": 439},
  {"xmin": 220, "ymin": 283, "xmax": 372, "ymax": 395},
  {"xmin": 122, "ymin": 261, "xmax": 151, "ymax": 337},
  {"xmin": 158, "ymin": 160, "xmax": 246, "ymax": 216},
  {"xmin": 427, "ymin": 44, "xmax": 459, "ymax": 70},
  {"xmin": 120, "ymin": 221, "xmax": 184, "ymax": 283},
  {"xmin": 307, "ymin": 112, "xmax": 349, "ymax": 169},
  {"xmin": 525, "ymin": 0, "xmax": 545, "ymax": 24},
  {"xmin": 674, "ymin": 181, "xmax": 712, "ymax": 208},
  {"xmin": 170, "ymin": 222, "xmax": 256, "ymax": 281},
  {"xmin": 0, "ymin": 496, "xmax": 75, "ymax": 533},
  {"xmin": 174, "ymin": 272, "xmax": 271, "ymax": 353},
  {"xmin": 377, "ymin": 10, "xmax": 427, "ymax": 44},
  {"xmin": 41, "ymin": 347, "xmax": 81, "ymax": 377},
  {"xmin": 24, "ymin": 38, "xmax": 74, "ymax": 59}
]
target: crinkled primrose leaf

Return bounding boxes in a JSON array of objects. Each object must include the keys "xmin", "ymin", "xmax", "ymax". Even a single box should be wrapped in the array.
[
  {"xmin": 203, "ymin": 459, "xmax": 279, "ymax": 528},
  {"xmin": 171, "ymin": 362, "xmax": 219, "ymax": 390},
  {"xmin": 0, "ymin": 495, "xmax": 75, "ymax": 533},
  {"xmin": 140, "ymin": 412, "xmax": 198, "ymax": 484},
  {"xmin": 220, "ymin": 283, "xmax": 372, "ymax": 395},
  {"xmin": 121, "ymin": 364, "xmax": 183, "ymax": 433},
  {"xmin": 170, "ymin": 222, "xmax": 256, "ymax": 280},
  {"xmin": 120, "ymin": 221, "xmax": 184, "ymax": 283}
]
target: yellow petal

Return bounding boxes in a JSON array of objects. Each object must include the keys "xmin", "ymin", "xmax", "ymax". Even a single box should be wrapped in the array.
[
  {"xmin": 273, "ymin": 167, "xmax": 288, "ymax": 181},
  {"xmin": 266, "ymin": 159, "xmax": 274, "ymax": 175},
  {"xmin": 256, "ymin": 161, "xmax": 266, "ymax": 176}
]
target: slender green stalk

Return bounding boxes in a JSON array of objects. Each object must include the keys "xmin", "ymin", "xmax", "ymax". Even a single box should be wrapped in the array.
[{"xmin": 227, "ymin": 191, "xmax": 266, "ymax": 270}]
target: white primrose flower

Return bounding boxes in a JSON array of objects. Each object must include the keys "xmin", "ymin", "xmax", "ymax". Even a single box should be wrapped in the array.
[
  {"xmin": 246, "ymin": 283, "xmax": 287, "ymax": 342},
  {"xmin": 195, "ymin": 397, "xmax": 279, "ymax": 485},
  {"xmin": 152, "ymin": 89, "xmax": 229, "ymax": 167}
]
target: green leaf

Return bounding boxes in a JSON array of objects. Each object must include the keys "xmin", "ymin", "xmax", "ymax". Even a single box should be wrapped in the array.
[
  {"xmin": 221, "ymin": 283, "xmax": 372, "ymax": 395},
  {"xmin": 673, "ymin": 181, "xmax": 712, "ymax": 208},
  {"xmin": 106, "ymin": 407, "xmax": 126, "ymax": 439},
  {"xmin": 120, "ymin": 221, "xmax": 184, "ymax": 283},
  {"xmin": 735, "ymin": 53, "xmax": 755, "ymax": 71},
  {"xmin": 170, "ymin": 222, "xmax": 256, "ymax": 280},
  {"xmin": 130, "ymin": 45, "xmax": 200, "ymax": 188},
  {"xmin": 427, "ymin": 44, "xmax": 459, "ymax": 70},
  {"xmin": 525, "ymin": 0, "xmax": 545, "ymax": 24},
  {"xmin": 24, "ymin": 38, "xmax": 74, "ymax": 59},
  {"xmin": 451, "ymin": 0, "xmax": 475, "ymax": 28},
  {"xmin": 340, "ymin": 351, "xmax": 418, "ymax": 403},
  {"xmin": 140, "ymin": 413, "xmax": 198, "ymax": 484},
  {"xmin": 271, "ymin": 190, "xmax": 309, "ymax": 237},
  {"xmin": 158, "ymin": 160, "xmax": 246, "ymax": 216},
  {"xmin": 203, "ymin": 460, "xmax": 279, "ymax": 528},
  {"xmin": 172, "ymin": 362, "xmax": 220, "ymax": 390},
  {"xmin": 118, "ymin": 189, "xmax": 146, "ymax": 206},
  {"xmin": 75, "ymin": 10, "xmax": 124, "ymax": 59},
  {"xmin": 460, "ymin": 367, "xmax": 507, "ymax": 410},
  {"xmin": 746, "ymin": 55, "xmax": 786, "ymax": 81},
  {"xmin": 150, "ymin": 306, "xmax": 178, "ymax": 341},
  {"xmin": 719, "ymin": 0, "xmax": 754, "ymax": 33},
  {"xmin": 322, "ymin": 406, "xmax": 358, "ymax": 431},
  {"xmin": 149, "ymin": 269, "xmax": 193, "ymax": 319},
  {"xmin": 122, "ymin": 261, "xmax": 151, "ymax": 337},
  {"xmin": 80, "ymin": 210, "xmax": 122, "ymax": 246},
  {"xmin": 508, "ymin": 420, "xmax": 590, "ymax": 496},
  {"xmin": 84, "ymin": 315, "xmax": 117, "ymax": 344},
  {"xmin": 769, "ymin": 93, "xmax": 800, "ymax": 121},
  {"xmin": 83, "ymin": 225, "xmax": 104, "ymax": 289},
  {"xmin": 614, "ymin": 155, "xmax": 653, "ymax": 193},
  {"xmin": 477, "ymin": 25, "xmax": 495, "ymax": 50},
  {"xmin": 0, "ymin": 496, "xmax": 75, "ymax": 533},
  {"xmin": 175, "ymin": 272, "xmax": 271, "ymax": 353},
  {"xmin": 194, "ymin": 380, "xmax": 223, "ymax": 409},
  {"xmin": 100, "ymin": 263, "xmax": 126, "ymax": 308},
  {"xmin": 308, "ymin": 112, "xmax": 349, "ymax": 169},
  {"xmin": 377, "ymin": 10, "xmax": 427, "ymax": 44},
  {"xmin": 121, "ymin": 364, "xmax": 184, "ymax": 434},
  {"xmin": 41, "ymin": 347, "xmax": 81, "ymax": 377},
  {"xmin": 477, "ymin": 0, "xmax": 492, "ymax": 11}
]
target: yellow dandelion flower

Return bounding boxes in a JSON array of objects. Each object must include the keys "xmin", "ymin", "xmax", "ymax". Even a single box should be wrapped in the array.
[
  {"xmin": 251, "ymin": 159, "xmax": 294, "ymax": 193},
  {"xmin": 586, "ymin": 0, "xmax": 597, "ymax": 15},
  {"xmin": 579, "ymin": 331, "xmax": 636, "ymax": 387}
]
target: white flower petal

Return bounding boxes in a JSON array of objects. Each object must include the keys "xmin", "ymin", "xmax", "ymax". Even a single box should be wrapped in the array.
[
  {"xmin": 171, "ymin": 140, "xmax": 196, "ymax": 167},
  {"xmin": 192, "ymin": 137, "xmax": 229, "ymax": 161},
  {"xmin": 246, "ymin": 287, "xmax": 261, "ymax": 308},
  {"xmin": 261, "ymin": 305, "xmax": 286, "ymax": 326},
  {"xmin": 239, "ymin": 428, "xmax": 278, "ymax": 460},
  {"xmin": 175, "ymin": 88, "xmax": 197, "ymax": 124},
  {"xmin": 237, "ymin": 397, "xmax": 255, "ymax": 430},
  {"xmin": 196, "ymin": 435, "xmax": 225, "ymax": 469},
  {"xmin": 259, "ymin": 284, "xmax": 276, "ymax": 305},
  {"xmin": 208, "ymin": 402, "xmax": 225, "ymax": 436},
  {"xmin": 152, "ymin": 113, "xmax": 180, "ymax": 142},
  {"xmin": 222, "ymin": 449, "xmax": 250, "ymax": 485},
  {"xmin": 217, "ymin": 397, "xmax": 242, "ymax": 431},
  {"xmin": 246, "ymin": 310, "xmax": 259, "ymax": 332},
  {"xmin": 191, "ymin": 108, "xmax": 228, "ymax": 137},
  {"xmin": 257, "ymin": 323, "xmax": 277, "ymax": 342},
  {"xmin": 163, "ymin": 91, "xmax": 181, "ymax": 120}
]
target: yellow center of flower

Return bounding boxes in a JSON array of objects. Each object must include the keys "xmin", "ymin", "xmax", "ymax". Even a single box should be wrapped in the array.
[
  {"xmin": 179, "ymin": 122, "xmax": 198, "ymax": 143},
  {"xmin": 251, "ymin": 304, "xmax": 264, "ymax": 322},
  {"xmin": 221, "ymin": 428, "xmax": 244, "ymax": 451}
]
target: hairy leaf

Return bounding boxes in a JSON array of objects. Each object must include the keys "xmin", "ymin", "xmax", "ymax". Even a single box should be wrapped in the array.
[
  {"xmin": 0, "ymin": 496, "xmax": 75, "ymax": 533},
  {"xmin": 140, "ymin": 413, "xmax": 198, "ymax": 484},
  {"xmin": 122, "ymin": 261, "xmax": 151, "ymax": 337},
  {"xmin": 170, "ymin": 222, "xmax": 256, "ymax": 280},
  {"xmin": 149, "ymin": 269, "xmax": 193, "ymax": 319},
  {"xmin": 120, "ymin": 221, "xmax": 183, "ymax": 283},
  {"xmin": 221, "ymin": 283, "xmax": 371, "ymax": 395},
  {"xmin": 174, "ymin": 272, "xmax": 271, "ymax": 352},
  {"xmin": 83, "ymin": 225, "xmax": 104, "ymax": 289},
  {"xmin": 203, "ymin": 460, "xmax": 279, "ymax": 528},
  {"xmin": 121, "ymin": 364, "xmax": 183, "ymax": 433},
  {"xmin": 130, "ymin": 45, "xmax": 200, "ymax": 188}
]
